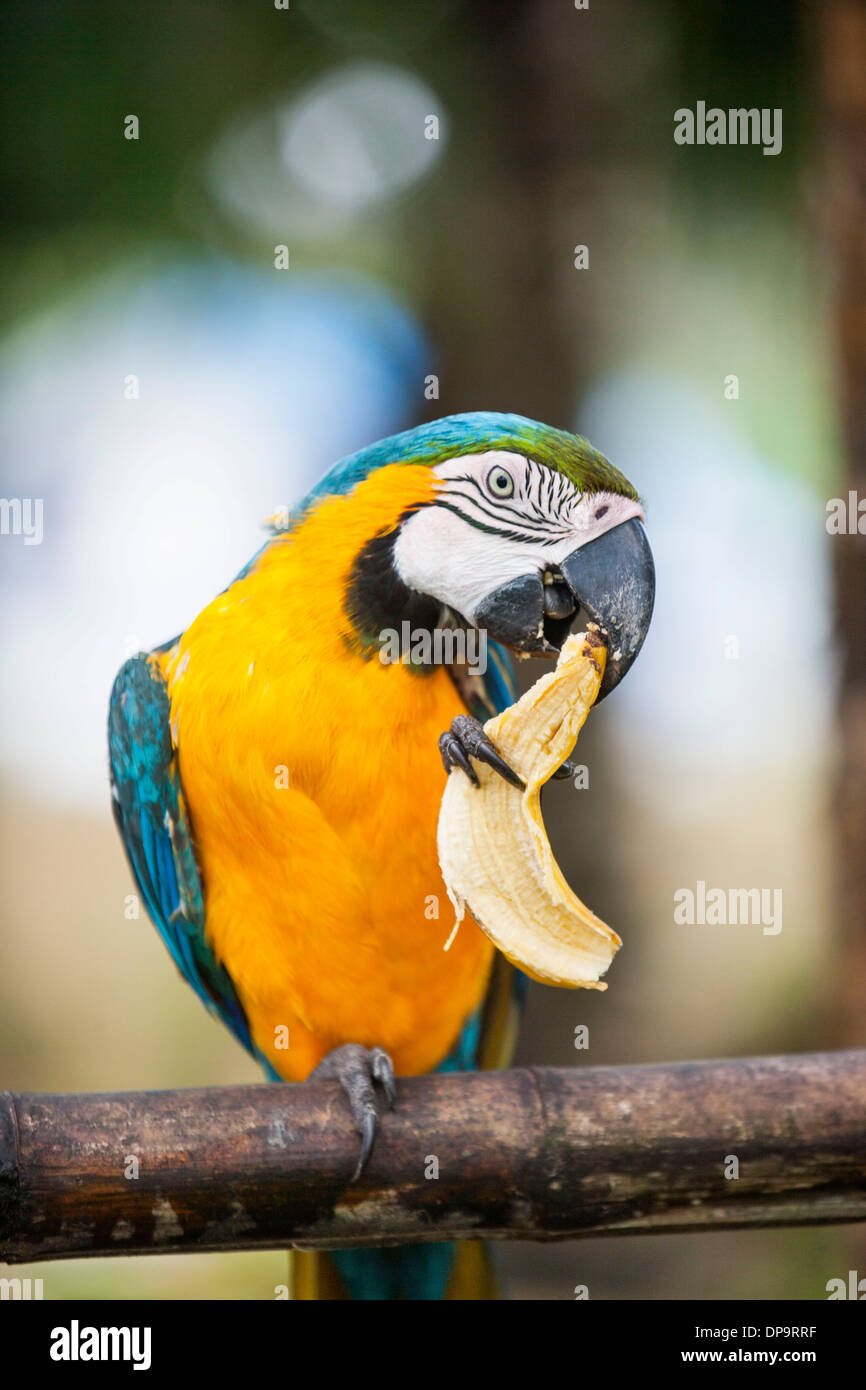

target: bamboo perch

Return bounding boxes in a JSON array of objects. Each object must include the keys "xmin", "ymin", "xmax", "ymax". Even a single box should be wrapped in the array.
[{"xmin": 1, "ymin": 1050, "xmax": 865, "ymax": 1264}]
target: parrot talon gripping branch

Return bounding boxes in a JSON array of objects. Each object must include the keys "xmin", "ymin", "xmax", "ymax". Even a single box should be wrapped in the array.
[
  {"xmin": 307, "ymin": 1043, "xmax": 396, "ymax": 1183},
  {"xmin": 107, "ymin": 411, "xmax": 655, "ymax": 1300}
]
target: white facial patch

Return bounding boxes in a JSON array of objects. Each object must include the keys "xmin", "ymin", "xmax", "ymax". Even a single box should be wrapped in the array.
[{"xmin": 392, "ymin": 450, "xmax": 643, "ymax": 622}]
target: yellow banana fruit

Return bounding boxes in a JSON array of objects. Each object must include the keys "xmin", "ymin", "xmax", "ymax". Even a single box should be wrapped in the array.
[{"xmin": 437, "ymin": 628, "xmax": 621, "ymax": 989}]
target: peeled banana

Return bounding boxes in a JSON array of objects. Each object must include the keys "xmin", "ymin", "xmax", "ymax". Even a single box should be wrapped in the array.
[{"xmin": 437, "ymin": 628, "xmax": 621, "ymax": 989}]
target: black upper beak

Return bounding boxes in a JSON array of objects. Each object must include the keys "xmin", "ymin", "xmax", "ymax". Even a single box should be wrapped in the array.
[
  {"xmin": 557, "ymin": 517, "xmax": 655, "ymax": 699},
  {"xmin": 472, "ymin": 517, "xmax": 655, "ymax": 699}
]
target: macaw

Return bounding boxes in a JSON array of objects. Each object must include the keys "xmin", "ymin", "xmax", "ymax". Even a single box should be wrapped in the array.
[{"xmin": 108, "ymin": 411, "xmax": 654, "ymax": 1299}]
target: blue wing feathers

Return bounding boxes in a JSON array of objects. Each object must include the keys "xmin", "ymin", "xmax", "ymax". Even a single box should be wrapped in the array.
[{"xmin": 108, "ymin": 655, "xmax": 254, "ymax": 1055}]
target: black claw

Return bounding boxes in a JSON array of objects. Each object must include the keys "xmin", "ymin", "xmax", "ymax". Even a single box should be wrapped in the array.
[
  {"xmin": 472, "ymin": 736, "xmax": 525, "ymax": 791},
  {"xmin": 439, "ymin": 732, "xmax": 480, "ymax": 787},
  {"xmin": 439, "ymin": 714, "xmax": 525, "ymax": 791},
  {"xmin": 308, "ymin": 1042, "xmax": 396, "ymax": 1182},
  {"xmin": 353, "ymin": 1110, "xmax": 377, "ymax": 1183},
  {"xmin": 552, "ymin": 757, "xmax": 579, "ymax": 781}
]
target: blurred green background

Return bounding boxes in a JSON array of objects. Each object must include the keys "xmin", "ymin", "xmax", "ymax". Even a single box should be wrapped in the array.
[{"xmin": 1, "ymin": 0, "xmax": 860, "ymax": 1298}]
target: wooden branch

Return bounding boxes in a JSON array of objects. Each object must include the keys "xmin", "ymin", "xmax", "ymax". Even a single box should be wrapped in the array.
[{"xmin": 2, "ymin": 1050, "xmax": 865, "ymax": 1264}]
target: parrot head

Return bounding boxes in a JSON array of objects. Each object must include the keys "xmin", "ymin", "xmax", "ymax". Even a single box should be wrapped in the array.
[{"xmin": 311, "ymin": 412, "xmax": 655, "ymax": 699}]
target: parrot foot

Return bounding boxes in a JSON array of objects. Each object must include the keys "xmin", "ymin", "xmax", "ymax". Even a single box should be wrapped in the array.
[
  {"xmin": 308, "ymin": 1043, "xmax": 396, "ymax": 1182},
  {"xmin": 438, "ymin": 714, "xmax": 525, "ymax": 791}
]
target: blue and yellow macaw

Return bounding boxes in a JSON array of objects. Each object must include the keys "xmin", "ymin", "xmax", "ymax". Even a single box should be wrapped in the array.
[{"xmin": 108, "ymin": 412, "xmax": 654, "ymax": 1299}]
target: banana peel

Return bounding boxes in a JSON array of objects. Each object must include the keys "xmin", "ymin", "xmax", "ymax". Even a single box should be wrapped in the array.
[{"xmin": 437, "ymin": 627, "xmax": 621, "ymax": 989}]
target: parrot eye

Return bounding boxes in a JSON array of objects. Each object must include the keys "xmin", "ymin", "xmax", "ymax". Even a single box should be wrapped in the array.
[{"xmin": 487, "ymin": 467, "xmax": 514, "ymax": 499}]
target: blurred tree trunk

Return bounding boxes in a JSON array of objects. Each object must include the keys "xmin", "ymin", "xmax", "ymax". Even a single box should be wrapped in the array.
[
  {"xmin": 823, "ymin": 0, "xmax": 866, "ymax": 1046},
  {"xmin": 417, "ymin": 0, "xmax": 624, "ymax": 423}
]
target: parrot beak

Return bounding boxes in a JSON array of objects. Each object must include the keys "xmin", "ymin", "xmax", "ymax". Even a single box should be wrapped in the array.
[
  {"xmin": 473, "ymin": 517, "xmax": 655, "ymax": 699},
  {"xmin": 557, "ymin": 517, "xmax": 655, "ymax": 699}
]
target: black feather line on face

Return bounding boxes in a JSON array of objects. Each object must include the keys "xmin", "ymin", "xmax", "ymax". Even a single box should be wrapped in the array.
[
  {"xmin": 433, "ymin": 457, "xmax": 581, "ymax": 543},
  {"xmin": 447, "ymin": 474, "xmax": 529, "ymax": 518},
  {"xmin": 436, "ymin": 479, "xmax": 572, "ymax": 537},
  {"xmin": 345, "ymin": 525, "xmax": 444, "ymax": 660},
  {"xmin": 432, "ymin": 498, "xmax": 571, "ymax": 545},
  {"xmin": 444, "ymin": 461, "xmax": 578, "ymax": 536}
]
